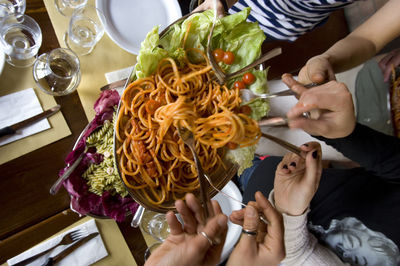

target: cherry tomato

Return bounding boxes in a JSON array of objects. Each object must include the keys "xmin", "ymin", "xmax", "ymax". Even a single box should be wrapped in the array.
[
  {"xmin": 239, "ymin": 105, "xmax": 252, "ymax": 115},
  {"xmin": 226, "ymin": 142, "xmax": 238, "ymax": 149},
  {"xmin": 222, "ymin": 51, "xmax": 235, "ymax": 65},
  {"xmin": 243, "ymin": 72, "xmax": 256, "ymax": 85},
  {"xmin": 233, "ymin": 80, "xmax": 246, "ymax": 90},
  {"xmin": 213, "ymin": 48, "xmax": 225, "ymax": 62}
]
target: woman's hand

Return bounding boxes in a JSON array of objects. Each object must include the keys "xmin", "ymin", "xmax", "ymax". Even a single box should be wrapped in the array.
[
  {"xmin": 145, "ymin": 193, "xmax": 228, "ymax": 266},
  {"xmin": 193, "ymin": 0, "xmax": 225, "ymax": 17},
  {"xmin": 378, "ymin": 48, "xmax": 400, "ymax": 82},
  {"xmin": 298, "ymin": 55, "xmax": 336, "ymax": 85},
  {"xmin": 282, "ymin": 73, "xmax": 356, "ymax": 139},
  {"xmin": 274, "ymin": 142, "xmax": 322, "ymax": 216},
  {"xmin": 227, "ymin": 192, "xmax": 285, "ymax": 266}
]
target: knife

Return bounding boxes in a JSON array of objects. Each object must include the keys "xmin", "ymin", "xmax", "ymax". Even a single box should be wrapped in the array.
[
  {"xmin": 41, "ymin": 232, "xmax": 99, "ymax": 266},
  {"xmin": 0, "ymin": 105, "xmax": 61, "ymax": 137},
  {"xmin": 100, "ymin": 78, "xmax": 128, "ymax": 91}
]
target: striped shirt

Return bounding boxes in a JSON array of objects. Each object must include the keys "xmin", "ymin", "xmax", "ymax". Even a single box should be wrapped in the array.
[{"xmin": 229, "ymin": 0, "xmax": 355, "ymax": 41}]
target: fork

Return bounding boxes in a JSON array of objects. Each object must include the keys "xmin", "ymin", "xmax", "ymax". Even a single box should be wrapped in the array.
[
  {"xmin": 205, "ymin": 14, "xmax": 282, "ymax": 85},
  {"xmin": 177, "ymin": 126, "xmax": 214, "ymax": 220},
  {"xmin": 13, "ymin": 230, "xmax": 86, "ymax": 266}
]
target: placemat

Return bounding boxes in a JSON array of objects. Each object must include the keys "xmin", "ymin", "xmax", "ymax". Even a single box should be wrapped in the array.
[
  {"xmin": 43, "ymin": 0, "xmax": 137, "ymax": 121},
  {"xmin": 0, "ymin": 63, "xmax": 71, "ymax": 165},
  {"xmin": 2, "ymin": 216, "xmax": 137, "ymax": 266}
]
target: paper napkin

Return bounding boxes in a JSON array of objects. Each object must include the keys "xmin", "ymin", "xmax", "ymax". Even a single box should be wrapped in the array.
[
  {"xmin": 104, "ymin": 66, "xmax": 134, "ymax": 95},
  {"xmin": 7, "ymin": 219, "xmax": 108, "ymax": 266},
  {"xmin": 0, "ymin": 88, "xmax": 51, "ymax": 147}
]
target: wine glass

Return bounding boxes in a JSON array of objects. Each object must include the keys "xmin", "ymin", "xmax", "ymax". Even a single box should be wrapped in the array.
[
  {"xmin": 0, "ymin": 0, "xmax": 25, "ymax": 17},
  {"xmin": 140, "ymin": 210, "xmax": 170, "ymax": 242},
  {"xmin": 33, "ymin": 48, "xmax": 81, "ymax": 96},
  {"xmin": 54, "ymin": 0, "xmax": 87, "ymax": 17},
  {"xmin": 63, "ymin": 5, "xmax": 105, "ymax": 56},
  {"xmin": 0, "ymin": 13, "xmax": 42, "ymax": 68}
]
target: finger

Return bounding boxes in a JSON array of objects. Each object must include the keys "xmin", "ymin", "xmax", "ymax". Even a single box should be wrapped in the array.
[
  {"xmin": 194, "ymin": 214, "xmax": 228, "ymax": 250},
  {"xmin": 212, "ymin": 199, "xmax": 223, "ymax": 216},
  {"xmin": 288, "ymin": 117, "xmax": 331, "ymax": 136},
  {"xmin": 240, "ymin": 205, "xmax": 259, "ymax": 249},
  {"xmin": 383, "ymin": 65, "xmax": 393, "ymax": 82},
  {"xmin": 281, "ymin": 73, "xmax": 308, "ymax": 96},
  {"xmin": 166, "ymin": 211, "xmax": 183, "ymax": 235},
  {"xmin": 185, "ymin": 193, "xmax": 206, "ymax": 226},
  {"xmin": 276, "ymin": 153, "xmax": 293, "ymax": 175},
  {"xmin": 254, "ymin": 191, "xmax": 284, "ymax": 245},
  {"xmin": 304, "ymin": 145, "xmax": 323, "ymax": 188},
  {"xmin": 378, "ymin": 53, "xmax": 393, "ymax": 69},
  {"xmin": 229, "ymin": 209, "xmax": 245, "ymax": 225},
  {"xmin": 176, "ymin": 199, "xmax": 197, "ymax": 234}
]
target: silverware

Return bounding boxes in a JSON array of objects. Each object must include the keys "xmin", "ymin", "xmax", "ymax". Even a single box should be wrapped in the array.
[
  {"xmin": 41, "ymin": 232, "xmax": 98, "ymax": 266},
  {"xmin": 13, "ymin": 229, "xmax": 86, "ymax": 266},
  {"xmin": 100, "ymin": 78, "xmax": 128, "ymax": 91},
  {"xmin": 177, "ymin": 126, "xmax": 214, "ymax": 220},
  {"xmin": 0, "ymin": 105, "xmax": 61, "ymax": 137},
  {"xmin": 131, "ymin": 205, "xmax": 145, "ymax": 228},
  {"xmin": 261, "ymin": 132, "xmax": 304, "ymax": 158},
  {"xmin": 50, "ymin": 124, "xmax": 102, "ymax": 195}
]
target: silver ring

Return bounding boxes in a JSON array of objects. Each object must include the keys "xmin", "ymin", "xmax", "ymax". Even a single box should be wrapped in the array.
[
  {"xmin": 200, "ymin": 231, "xmax": 213, "ymax": 245},
  {"xmin": 242, "ymin": 228, "xmax": 257, "ymax": 236}
]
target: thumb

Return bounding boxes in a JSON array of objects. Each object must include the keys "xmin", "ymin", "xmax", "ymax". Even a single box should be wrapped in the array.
[{"xmin": 239, "ymin": 205, "xmax": 259, "ymax": 249}]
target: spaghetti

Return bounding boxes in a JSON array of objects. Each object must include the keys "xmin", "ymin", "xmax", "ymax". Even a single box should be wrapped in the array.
[{"xmin": 116, "ymin": 50, "xmax": 261, "ymax": 205}]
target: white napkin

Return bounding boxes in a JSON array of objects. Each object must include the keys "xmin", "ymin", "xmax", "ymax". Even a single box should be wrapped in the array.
[
  {"xmin": 7, "ymin": 219, "xmax": 108, "ymax": 266},
  {"xmin": 105, "ymin": 66, "xmax": 134, "ymax": 95},
  {"xmin": 0, "ymin": 88, "xmax": 50, "ymax": 147}
]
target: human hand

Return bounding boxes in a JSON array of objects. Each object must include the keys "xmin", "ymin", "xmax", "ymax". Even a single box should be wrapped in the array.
[
  {"xmin": 144, "ymin": 193, "xmax": 228, "ymax": 266},
  {"xmin": 274, "ymin": 142, "xmax": 322, "ymax": 216},
  {"xmin": 193, "ymin": 0, "xmax": 225, "ymax": 17},
  {"xmin": 283, "ymin": 74, "xmax": 356, "ymax": 138},
  {"xmin": 227, "ymin": 192, "xmax": 285, "ymax": 266},
  {"xmin": 298, "ymin": 55, "xmax": 336, "ymax": 84},
  {"xmin": 378, "ymin": 48, "xmax": 400, "ymax": 82}
]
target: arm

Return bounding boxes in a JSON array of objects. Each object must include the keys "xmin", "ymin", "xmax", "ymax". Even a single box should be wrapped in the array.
[
  {"xmin": 298, "ymin": 0, "xmax": 400, "ymax": 83},
  {"xmin": 318, "ymin": 123, "xmax": 400, "ymax": 181}
]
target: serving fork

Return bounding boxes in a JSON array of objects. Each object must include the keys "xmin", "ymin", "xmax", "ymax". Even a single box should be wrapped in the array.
[
  {"xmin": 177, "ymin": 126, "xmax": 214, "ymax": 220},
  {"xmin": 13, "ymin": 229, "xmax": 86, "ymax": 266}
]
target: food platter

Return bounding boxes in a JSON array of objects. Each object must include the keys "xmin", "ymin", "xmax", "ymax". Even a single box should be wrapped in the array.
[{"xmin": 95, "ymin": 0, "xmax": 182, "ymax": 54}]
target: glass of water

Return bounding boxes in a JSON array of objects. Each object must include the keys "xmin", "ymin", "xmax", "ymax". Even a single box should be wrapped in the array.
[
  {"xmin": 33, "ymin": 48, "xmax": 81, "ymax": 96},
  {"xmin": 64, "ymin": 5, "xmax": 104, "ymax": 56},
  {"xmin": 0, "ymin": 0, "xmax": 26, "ymax": 17},
  {"xmin": 140, "ymin": 210, "xmax": 170, "ymax": 242},
  {"xmin": 54, "ymin": 0, "xmax": 87, "ymax": 17},
  {"xmin": 0, "ymin": 13, "xmax": 42, "ymax": 67}
]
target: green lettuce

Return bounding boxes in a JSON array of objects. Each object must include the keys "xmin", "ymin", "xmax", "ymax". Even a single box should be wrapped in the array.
[{"xmin": 226, "ymin": 145, "xmax": 257, "ymax": 175}]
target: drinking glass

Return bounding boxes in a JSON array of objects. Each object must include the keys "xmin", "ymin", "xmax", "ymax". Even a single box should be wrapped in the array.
[
  {"xmin": 0, "ymin": 13, "xmax": 42, "ymax": 67},
  {"xmin": 0, "ymin": 0, "xmax": 25, "ymax": 17},
  {"xmin": 140, "ymin": 210, "xmax": 170, "ymax": 242},
  {"xmin": 55, "ymin": 0, "xmax": 87, "ymax": 17},
  {"xmin": 33, "ymin": 48, "xmax": 81, "ymax": 96},
  {"xmin": 63, "ymin": 5, "xmax": 105, "ymax": 56}
]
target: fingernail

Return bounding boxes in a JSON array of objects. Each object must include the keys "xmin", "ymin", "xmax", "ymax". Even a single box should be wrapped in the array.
[
  {"xmin": 218, "ymin": 215, "xmax": 227, "ymax": 227},
  {"xmin": 302, "ymin": 143, "xmax": 309, "ymax": 147},
  {"xmin": 290, "ymin": 162, "xmax": 296, "ymax": 167},
  {"xmin": 283, "ymin": 164, "xmax": 288, "ymax": 169},
  {"xmin": 245, "ymin": 206, "xmax": 257, "ymax": 217},
  {"xmin": 312, "ymin": 150, "xmax": 318, "ymax": 159}
]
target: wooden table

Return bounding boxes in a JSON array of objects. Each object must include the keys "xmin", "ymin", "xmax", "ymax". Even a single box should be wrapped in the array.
[{"xmin": 0, "ymin": 1, "xmax": 349, "ymax": 265}]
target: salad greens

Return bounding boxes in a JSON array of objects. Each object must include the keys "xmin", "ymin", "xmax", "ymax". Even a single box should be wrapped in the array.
[{"xmin": 133, "ymin": 8, "xmax": 270, "ymax": 175}]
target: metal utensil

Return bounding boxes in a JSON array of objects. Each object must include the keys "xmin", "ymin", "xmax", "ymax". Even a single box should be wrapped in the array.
[
  {"xmin": 41, "ymin": 232, "xmax": 98, "ymax": 266},
  {"xmin": 177, "ymin": 126, "xmax": 214, "ymax": 220},
  {"xmin": 131, "ymin": 205, "xmax": 145, "ymax": 228},
  {"xmin": 261, "ymin": 132, "xmax": 304, "ymax": 158},
  {"xmin": 0, "ymin": 105, "xmax": 61, "ymax": 137},
  {"xmin": 50, "ymin": 124, "xmax": 102, "ymax": 195},
  {"xmin": 13, "ymin": 229, "xmax": 86, "ymax": 266},
  {"xmin": 100, "ymin": 78, "xmax": 128, "ymax": 91}
]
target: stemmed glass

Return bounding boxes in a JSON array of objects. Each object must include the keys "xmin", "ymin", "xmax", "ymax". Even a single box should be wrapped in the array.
[
  {"xmin": 54, "ymin": 0, "xmax": 87, "ymax": 17},
  {"xmin": 63, "ymin": 5, "xmax": 105, "ymax": 56},
  {"xmin": 0, "ymin": 13, "xmax": 42, "ymax": 68},
  {"xmin": 0, "ymin": 0, "xmax": 26, "ymax": 17},
  {"xmin": 33, "ymin": 48, "xmax": 81, "ymax": 96}
]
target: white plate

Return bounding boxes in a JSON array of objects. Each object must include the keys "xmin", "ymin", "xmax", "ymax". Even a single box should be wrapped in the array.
[
  {"xmin": 212, "ymin": 181, "xmax": 243, "ymax": 263},
  {"xmin": 95, "ymin": 0, "xmax": 182, "ymax": 55}
]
